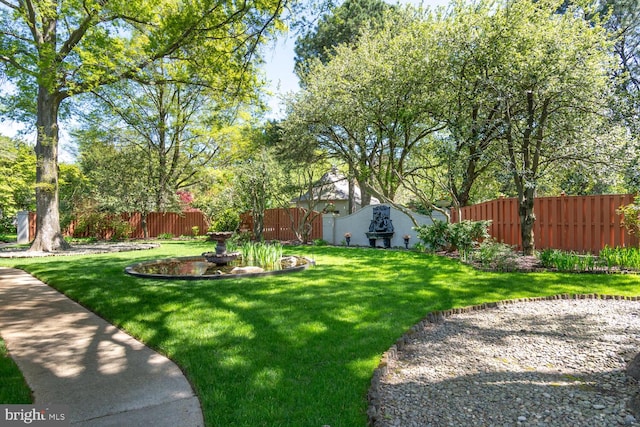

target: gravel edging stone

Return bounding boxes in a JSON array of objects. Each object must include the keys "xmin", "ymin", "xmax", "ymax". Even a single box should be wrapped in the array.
[{"xmin": 369, "ymin": 295, "xmax": 640, "ymax": 427}]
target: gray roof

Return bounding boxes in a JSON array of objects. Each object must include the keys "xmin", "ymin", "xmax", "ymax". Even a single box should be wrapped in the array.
[{"xmin": 295, "ymin": 169, "xmax": 378, "ymax": 204}]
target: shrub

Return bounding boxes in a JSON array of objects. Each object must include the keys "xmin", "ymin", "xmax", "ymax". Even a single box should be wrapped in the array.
[
  {"xmin": 415, "ymin": 220, "xmax": 450, "ymax": 252},
  {"xmin": 210, "ymin": 209, "xmax": 240, "ymax": 232},
  {"xmin": 474, "ymin": 239, "xmax": 519, "ymax": 272},
  {"xmin": 617, "ymin": 197, "xmax": 640, "ymax": 237},
  {"xmin": 73, "ymin": 211, "xmax": 131, "ymax": 241},
  {"xmin": 415, "ymin": 220, "xmax": 491, "ymax": 260},
  {"xmin": 157, "ymin": 233, "xmax": 174, "ymax": 240},
  {"xmin": 0, "ymin": 216, "xmax": 16, "ymax": 234},
  {"xmin": 191, "ymin": 226, "xmax": 200, "ymax": 237}
]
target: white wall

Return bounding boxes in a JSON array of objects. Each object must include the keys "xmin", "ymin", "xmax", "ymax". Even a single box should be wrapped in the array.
[{"xmin": 322, "ymin": 205, "xmax": 447, "ymax": 248}]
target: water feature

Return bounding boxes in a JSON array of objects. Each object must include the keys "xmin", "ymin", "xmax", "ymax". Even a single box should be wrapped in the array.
[{"xmin": 125, "ymin": 233, "xmax": 313, "ymax": 279}]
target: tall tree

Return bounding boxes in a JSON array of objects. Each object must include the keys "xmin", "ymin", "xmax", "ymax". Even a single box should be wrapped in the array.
[
  {"xmin": 0, "ymin": 0, "xmax": 285, "ymax": 251},
  {"xmin": 482, "ymin": 0, "xmax": 616, "ymax": 255},
  {"xmin": 293, "ymin": 0, "xmax": 394, "ymax": 82},
  {"xmin": 284, "ymin": 9, "xmax": 445, "ymax": 212}
]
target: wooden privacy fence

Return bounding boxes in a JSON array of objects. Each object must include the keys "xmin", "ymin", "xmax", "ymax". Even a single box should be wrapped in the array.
[
  {"xmin": 240, "ymin": 208, "xmax": 323, "ymax": 241},
  {"xmin": 452, "ymin": 194, "xmax": 639, "ymax": 253},
  {"xmin": 123, "ymin": 212, "xmax": 209, "ymax": 239},
  {"xmin": 29, "ymin": 211, "xmax": 209, "ymax": 240},
  {"xmin": 29, "ymin": 208, "xmax": 323, "ymax": 241}
]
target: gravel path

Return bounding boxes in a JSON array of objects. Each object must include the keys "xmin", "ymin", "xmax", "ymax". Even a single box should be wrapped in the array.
[
  {"xmin": 0, "ymin": 242, "xmax": 159, "ymax": 257},
  {"xmin": 369, "ymin": 298, "xmax": 640, "ymax": 427}
]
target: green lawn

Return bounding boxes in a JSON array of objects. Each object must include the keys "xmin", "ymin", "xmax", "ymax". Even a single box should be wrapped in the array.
[
  {"xmin": 1, "ymin": 241, "xmax": 640, "ymax": 426},
  {"xmin": 0, "ymin": 337, "xmax": 32, "ymax": 404}
]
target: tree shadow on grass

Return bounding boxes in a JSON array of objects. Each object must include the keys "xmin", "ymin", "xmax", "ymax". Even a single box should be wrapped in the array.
[{"xmin": 6, "ymin": 248, "xmax": 640, "ymax": 426}]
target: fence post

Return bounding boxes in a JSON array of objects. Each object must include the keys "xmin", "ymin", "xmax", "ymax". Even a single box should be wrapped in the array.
[{"xmin": 16, "ymin": 211, "xmax": 30, "ymax": 244}]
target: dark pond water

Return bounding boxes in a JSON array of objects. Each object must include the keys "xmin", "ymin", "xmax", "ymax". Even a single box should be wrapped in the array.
[{"xmin": 125, "ymin": 256, "xmax": 312, "ymax": 279}]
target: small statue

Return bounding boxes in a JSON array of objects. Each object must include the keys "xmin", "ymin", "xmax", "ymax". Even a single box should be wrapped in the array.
[{"xmin": 369, "ymin": 206, "xmax": 394, "ymax": 233}]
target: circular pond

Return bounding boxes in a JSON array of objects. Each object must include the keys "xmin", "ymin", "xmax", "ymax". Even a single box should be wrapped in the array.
[{"xmin": 125, "ymin": 255, "xmax": 313, "ymax": 280}]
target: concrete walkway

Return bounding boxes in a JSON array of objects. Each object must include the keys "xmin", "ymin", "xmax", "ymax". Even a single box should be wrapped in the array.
[{"xmin": 0, "ymin": 267, "xmax": 204, "ymax": 427}]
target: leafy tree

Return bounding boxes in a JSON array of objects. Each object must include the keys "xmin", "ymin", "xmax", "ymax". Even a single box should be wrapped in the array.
[
  {"xmin": 0, "ymin": 137, "xmax": 36, "ymax": 219},
  {"xmin": 293, "ymin": 0, "xmax": 394, "ymax": 81},
  {"xmin": 0, "ymin": 0, "xmax": 285, "ymax": 251},
  {"xmin": 76, "ymin": 71, "xmax": 227, "ymax": 208},
  {"xmin": 480, "ymin": 0, "xmax": 617, "ymax": 255},
  {"xmin": 598, "ymin": 0, "xmax": 640, "ymax": 130},
  {"xmin": 265, "ymin": 120, "xmax": 333, "ymax": 242},
  {"xmin": 284, "ymin": 9, "xmax": 446, "ymax": 215}
]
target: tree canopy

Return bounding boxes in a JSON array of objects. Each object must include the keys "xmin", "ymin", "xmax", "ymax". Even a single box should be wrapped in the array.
[
  {"xmin": 0, "ymin": 0, "xmax": 286, "ymax": 251},
  {"xmin": 293, "ymin": 0, "xmax": 395, "ymax": 82}
]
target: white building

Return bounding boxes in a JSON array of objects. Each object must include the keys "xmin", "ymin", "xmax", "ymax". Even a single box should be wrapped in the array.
[{"xmin": 293, "ymin": 168, "xmax": 379, "ymax": 216}]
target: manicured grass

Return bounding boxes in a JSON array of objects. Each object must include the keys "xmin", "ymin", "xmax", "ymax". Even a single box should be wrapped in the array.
[
  {"xmin": 0, "ymin": 337, "xmax": 32, "ymax": 403},
  {"xmin": 1, "ymin": 241, "xmax": 640, "ymax": 426}
]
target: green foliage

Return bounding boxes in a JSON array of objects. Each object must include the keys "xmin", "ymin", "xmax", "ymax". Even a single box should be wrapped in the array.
[
  {"xmin": 415, "ymin": 220, "xmax": 491, "ymax": 260},
  {"xmin": 599, "ymin": 246, "xmax": 640, "ymax": 270},
  {"xmin": 415, "ymin": 220, "xmax": 451, "ymax": 252},
  {"xmin": 157, "ymin": 233, "xmax": 174, "ymax": 240},
  {"xmin": 209, "ymin": 209, "xmax": 240, "ymax": 232},
  {"xmin": 617, "ymin": 196, "xmax": 640, "ymax": 238},
  {"xmin": 539, "ymin": 249, "xmax": 599, "ymax": 272},
  {"xmin": 240, "ymin": 241, "xmax": 283, "ymax": 268},
  {"xmin": 0, "ymin": 216, "xmax": 16, "ymax": 235},
  {"xmin": 294, "ymin": 0, "xmax": 395, "ymax": 80},
  {"xmin": 191, "ymin": 226, "xmax": 200, "ymax": 237},
  {"xmin": 312, "ymin": 238, "xmax": 328, "ymax": 246},
  {"xmin": 73, "ymin": 211, "xmax": 132, "ymax": 241},
  {"xmin": 473, "ymin": 240, "xmax": 519, "ymax": 272},
  {"xmin": 0, "ymin": 138, "xmax": 36, "ymax": 218}
]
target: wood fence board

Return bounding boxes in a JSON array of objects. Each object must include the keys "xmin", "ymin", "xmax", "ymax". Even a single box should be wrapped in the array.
[{"xmin": 458, "ymin": 194, "xmax": 639, "ymax": 252}]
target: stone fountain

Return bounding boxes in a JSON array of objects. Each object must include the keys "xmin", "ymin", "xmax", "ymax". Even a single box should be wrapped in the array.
[
  {"xmin": 202, "ymin": 231, "xmax": 240, "ymax": 265},
  {"xmin": 125, "ymin": 230, "xmax": 314, "ymax": 279},
  {"xmin": 365, "ymin": 205, "xmax": 395, "ymax": 248}
]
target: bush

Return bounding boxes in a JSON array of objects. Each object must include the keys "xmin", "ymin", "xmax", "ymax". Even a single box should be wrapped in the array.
[
  {"xmin": 73, "ymin": 211, "xmax": 131, "ymax": 241},
  {"xmin": 210, "ymin": 209, "xmax": 240, "ymax": 232},
  {"xmin": 617, "ymin": 197, "xmax": 640, "ymax": 237},
  {"xmin": 474, "ymin": 239, "xmax": 519, "ymax": 272},
  {"xmin": 157, "ymin": 233, "xmax": 174, "ymax": 240},
  {"xmin": 0, "ymin": 216, "xmax": 16, "ymax": 234},
  {"xmin": 415, "ymin": 220, "xmax": 450, "ymax": 252},
  {"xmin": 415, "ymin": 220, "xmax": 491, "ymax": 260}
]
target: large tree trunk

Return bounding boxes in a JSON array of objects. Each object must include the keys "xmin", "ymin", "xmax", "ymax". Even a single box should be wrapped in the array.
[
  {"xmin": 518, "ymin": 187, "xmax": 536, "ymax": 256},
  {"xmin": 29, "ymin": 86, "xmax": 70, "ymax": 252}
]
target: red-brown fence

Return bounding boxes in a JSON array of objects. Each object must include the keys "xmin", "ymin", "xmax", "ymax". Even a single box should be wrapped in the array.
[
  {"xmin": 29, "ymin": 211, "xmax": 209, "ymax": 240},
  {"xmin": 28, "ymin": 208, "xmax": 323, "ymax": 242},
  {"xmin": 452, "ymin": 194, "xmax": 639, "ymax": 253},
  {"xmin": 240, "ymin": 208, "xmax": 323, "ymax": 241}
]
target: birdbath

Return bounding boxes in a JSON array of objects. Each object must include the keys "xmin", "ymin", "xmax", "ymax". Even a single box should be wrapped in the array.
[{"xmin": 203, "ymin": 231, "xmax": 239, "ymax": 265}]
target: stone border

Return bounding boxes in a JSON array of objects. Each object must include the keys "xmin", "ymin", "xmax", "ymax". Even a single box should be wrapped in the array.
[
  {"xmin": 0, "ymin": 242, "xmax": 160, "ymax": 258},
  {"xmin": 125, "ymin": 255, "xmax": 315, "ymax": 280},
  {"xmin": 366, "ymin": 293, "xmax": 640, "ymax": 427}
]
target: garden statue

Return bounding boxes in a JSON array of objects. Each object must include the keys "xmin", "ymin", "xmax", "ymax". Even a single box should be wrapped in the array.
[{"xmin": 365, "ymin": 206, "xmax": 395, "ymax": 248}]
